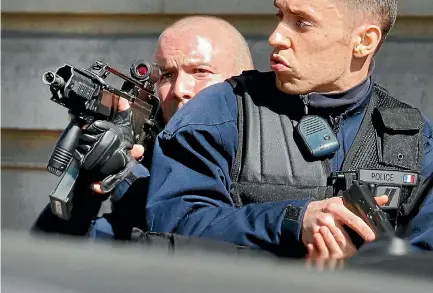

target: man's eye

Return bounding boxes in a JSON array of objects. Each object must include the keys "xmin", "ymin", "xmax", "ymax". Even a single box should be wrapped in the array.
[
  {"xmin": 296, "ymin": 20, "xmax": 311, "ymax": 28},
  {"xmin": 193, "ymin": 69, "xmax": 210, "ymax": 74},
  {"xmin": 160, "ymin": 72, "xmax": 173, "ymax": 80}
]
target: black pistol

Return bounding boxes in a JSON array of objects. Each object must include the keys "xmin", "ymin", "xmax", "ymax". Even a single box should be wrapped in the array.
[
  {"xmin": 43, "ymin": 60, "xmax": 161, "ymax": 220},
  {"xmin": 342, "ymin": 181, "xmax": 395, "ymax": 238},
  {"xmin": 330, "ymin": 168, "xmax": 419, "ymax": 246}
]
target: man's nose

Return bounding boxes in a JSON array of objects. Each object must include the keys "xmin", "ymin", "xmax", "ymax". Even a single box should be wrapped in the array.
[
  {"xmin": 268, "ymin": 24, "xmax": 291, "ymax": 50},
  {"xmin": 173, "ymin": 75, "xmax": 194, "ymax": 101}
]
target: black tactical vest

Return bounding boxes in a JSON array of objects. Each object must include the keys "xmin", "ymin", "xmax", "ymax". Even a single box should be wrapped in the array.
[{"xmin": 227, "ymin": 71, "xmax": 425, "ymax": 226}]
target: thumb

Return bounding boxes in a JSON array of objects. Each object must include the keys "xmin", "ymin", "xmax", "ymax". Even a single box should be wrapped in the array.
[
  {"xmin": 92, "ymin": 182, "xmax": 105, "ymax": 194},
  {"xmin": 374, "ymin": 195, "xmax": 389, "ymax": 206},
  {"xmin": 118, "ymin": 97, "xmax": 131, "ymax": 112},
  {"xmin": 131, "ymin": 144, "xmax": 145, "ymax": 159}
]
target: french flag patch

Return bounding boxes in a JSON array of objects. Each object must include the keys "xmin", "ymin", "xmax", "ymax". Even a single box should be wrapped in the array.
[{"xmin": 403, "ymin": 174, "xmax": 415, "ymax": 184}]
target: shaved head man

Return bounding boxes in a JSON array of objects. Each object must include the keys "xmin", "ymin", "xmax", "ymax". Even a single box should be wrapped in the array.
[
  {"xmin": 155, "ymin": 16, "xmax": 254, "ymax": 123},
  {"xmin": 33, "ymin": 16, "xmax": 255, "ymax": 241}
]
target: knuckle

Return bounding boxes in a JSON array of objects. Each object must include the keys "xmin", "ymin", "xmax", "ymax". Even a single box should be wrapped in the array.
[
  {"xmin": 325, "ymin": 203, "xmax": 336, "ymax": 213},
  {"xmin": 318, "ymin": 213, "xmax": 336, "ymax": 226},
  {"xmin": 345, "ymin": 215, "xmax": 355, "ymax": 227},
  {"xmin": 326, "ymin": 201, "xmax": 341, "ymax": 213},
  {"xmin": 317, "ymin": 214, "xmax": 330, "ymax": 225}
]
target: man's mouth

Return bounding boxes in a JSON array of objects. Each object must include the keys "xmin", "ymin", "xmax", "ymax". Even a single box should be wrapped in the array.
[{"xmin": 270, "ymin": 54, "xmax": 290, "ymax": 72}]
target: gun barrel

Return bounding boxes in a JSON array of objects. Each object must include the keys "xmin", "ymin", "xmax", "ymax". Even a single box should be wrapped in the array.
[{"xmin": 42, "ymin": 71, "xmax": 65, "ymax": 88}]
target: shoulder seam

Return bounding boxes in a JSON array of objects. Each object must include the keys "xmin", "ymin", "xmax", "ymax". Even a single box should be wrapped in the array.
[
  {"xmin": 162, "ymin": 119, "xmax": 236, "ymax": 139},
  {"xmin": 214, "ymin": 124, "xmax": 227, "ymax": 156}
]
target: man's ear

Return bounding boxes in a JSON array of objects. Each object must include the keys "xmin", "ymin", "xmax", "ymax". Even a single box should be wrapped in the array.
[{"xmin": 352, "ymin": 24, "xmax": 382, "ymax": 58}]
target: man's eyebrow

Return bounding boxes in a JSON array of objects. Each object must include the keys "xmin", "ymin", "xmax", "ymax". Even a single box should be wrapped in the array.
[
  {"xmin": 157, "ymin": 66, "xmax": 169, "ymax": 72},
  {"xmin": 157, "ymin": 64, "xmax": 175, "ymax": 72},
  {"xmin": 274, "ymin": 1, "xmax": 317, "ymax": 21},
  {"xmin": 185, "ymin": 61, "xmax": 213, "ymax": 67},
  {"xmin": 290, "ymin": 8, "xmax": 312, "ymax": 19},
  {"xmin": 157, "ymin": 63, "xmax": 214, "ymax": 72}
]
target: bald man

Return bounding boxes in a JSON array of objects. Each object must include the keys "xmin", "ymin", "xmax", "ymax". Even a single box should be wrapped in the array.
[
  {"xmin": 32, "ymin": 16, "xmax": 254, "ymax": 240},
  {"xmin": 155, "ymin": 16, "xmax": 253, "ymax": 124}
]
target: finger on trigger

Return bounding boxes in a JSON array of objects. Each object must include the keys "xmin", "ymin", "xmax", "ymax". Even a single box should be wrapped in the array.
[
  {"xmin": 333, "ymin": 206, "xmax": 376, "ymax": 242},
  {"xmin": 375, "ymin": 195, "xmax": 389, "ymax": 206}
]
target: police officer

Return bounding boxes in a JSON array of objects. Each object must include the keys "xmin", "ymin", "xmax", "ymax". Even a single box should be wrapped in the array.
[
  {"xmin": 144, "ymin": 0, "xmax": 433, "ymax": 258},
  {"xmin": 32, "ymin": 16, "xmax": 254, "ymax": 239}
]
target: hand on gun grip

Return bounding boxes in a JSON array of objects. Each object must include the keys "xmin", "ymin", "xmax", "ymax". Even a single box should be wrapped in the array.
[
  {"xmin": 73, "ymin": 97, "xmax": 138, "ymax": 194},
  {"xmin": 303, "ymin": 194, "xmax": 389, "ymax": 260}
]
